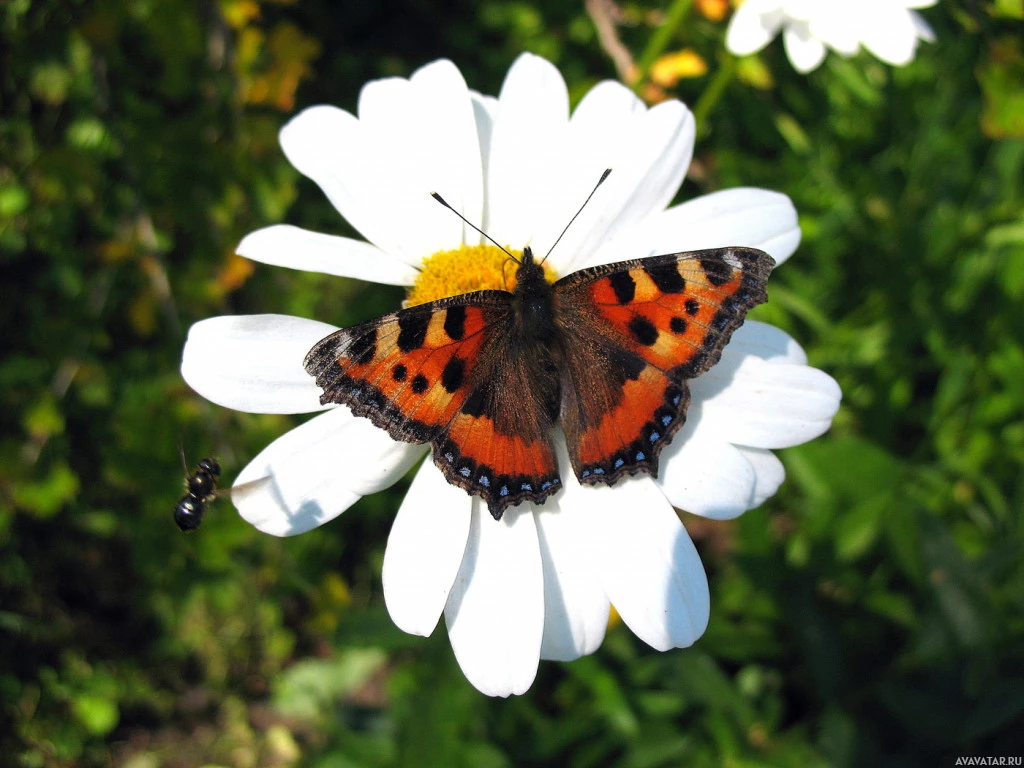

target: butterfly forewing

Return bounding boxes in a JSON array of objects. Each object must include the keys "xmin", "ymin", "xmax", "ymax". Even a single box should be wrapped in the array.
[{"xmin": 553, "ymin": 247, "xmax": 774, "ymax": 485}]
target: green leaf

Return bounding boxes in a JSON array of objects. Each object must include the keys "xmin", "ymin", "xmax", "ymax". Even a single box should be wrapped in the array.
[
  {"xmin": 978, "ymin": 37, "xmax": 1024, "ymax": 138},
  {"xmin": 70, "ymin": 693, "xmax": 119, "ymax": 736},
  {"xmin": 272, "ymin": 649, "xmax": 388, "ymax": 721}
]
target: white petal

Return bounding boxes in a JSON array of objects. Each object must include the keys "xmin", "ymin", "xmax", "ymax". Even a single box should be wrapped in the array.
[
  {"xmin": 471, "ymin": 92, "xmax": 498, "ymax": 192},
  {"xmin": 534, "ymin": 453, "xmax": 611, "ymax": 660},
  {"xmin": 693, "ymin": 356, "xmax": 842, "ymax": 449},
  {"xmin": 356, "ymin": 59, "xmax": 484, "ymax": 255},
  {"xmin": 444, "ymin": 501, "xmax": 544, "ymax": 697},
  {"xmin": 596, "ymin": 188, "xmax": 800, "ymax": 268},
  {"xmin": 806, "ymin": 6, "xmax": 861, "ymax": 57},
  {"xmin": 607, "ymin": 100, "xmax": 695, "ymax": 229},
  {"xmin": 671, "ymin": 322, "xmax": 809, "ymax": 408},
  {"xmin": 858, "ymin": 9, "xmax": 921, "ymax": 66},
  {"xmin": 783, "ymin": 25, "xmax": 829, "ymax": 72},
  {"xmin": 911, "ymin": 11, "xmax": 936, "ymax": 43},
  {"xmin": 383, "ymin": 461, "xmax": 472, "ymax": 637},
  {"xmin": 279, "ymin": 105, "xmax": 413, "ymax": 263},
  {"xmin": 658, "ymin": 322, "xmax": 802, "ymax": 516},
  {"xmin": 486, "ymin": 53, "xmax": 571, "ymax": 247},
  {"xmin": 557, "ymin": 91, "xmax": 696, "ymax": 274},
  {"xmin": 280, "ymin": 61, "xmax": 483, "ymax": 266},
  {"xmin": 656, "ymin": 420, "xmax": 758, "ymax": 519},
  {"xmin": 585, "ymin": 477, "xmax": 709, "ymax": 651},
  {"xmin": 237, "ymin": 225, "xmax": 417, "ymax": 285},
  {"xmin": 566, "ymin": 80, "xmax": 647, "ymax": 153},
  {"xmin": 725, "ymin": 1, "xmax": 786, "ymax": 56},
  {"xmin": 232, "ymin": 408, "xmax": 425, "ymax": 537},
  {"xmin": 728, "ymin": 320, "xmax": 808, "ymax": 365},
  {"xmin": 537, "ymin": 80, "xmax": 649, "ymax": 272},
  {"xmin": 738, "ymin": 447, "xmax": 786, "ymax": 508},
  {"xmin": 411, "ymin": 60, "xmax": 486, "ymax": 242},
  {"xmin": 181, "ymin": 315, "xmax": 335, "ymax": 414}
]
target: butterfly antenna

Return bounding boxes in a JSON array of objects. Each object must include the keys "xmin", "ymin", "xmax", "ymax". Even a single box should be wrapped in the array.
[
  {"xmin": 541, "ymin": 168, "xmax": 612, "ymax": 264},
  {"xmin": 430, "ymin": 193, "xmax": 520, "ymax": 264}
]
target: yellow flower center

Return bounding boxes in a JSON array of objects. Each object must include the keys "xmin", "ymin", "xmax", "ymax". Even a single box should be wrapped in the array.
[{"xmin": 405, "ymin": 243, "xmax": 557, "ymax": 307}]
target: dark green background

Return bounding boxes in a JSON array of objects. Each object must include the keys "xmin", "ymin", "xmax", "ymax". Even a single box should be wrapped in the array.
[{"xmin": 2, "ymin": 0, "xmax": 1023, "ymax": 765}]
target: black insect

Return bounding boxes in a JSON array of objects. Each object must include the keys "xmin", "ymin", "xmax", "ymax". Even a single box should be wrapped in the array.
[{"xmin": 175, "ymin": 458, "xmax": 221, "ymax": 532}]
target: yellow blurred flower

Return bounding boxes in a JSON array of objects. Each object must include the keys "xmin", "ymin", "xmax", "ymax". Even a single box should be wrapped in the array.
[
  {"xmin": 696, "ymin": 0, "xmax": 730, "ymax": 22},
  {"xmin": 650, "ymin": 49, "xmax": 709, "ymax": 88}
]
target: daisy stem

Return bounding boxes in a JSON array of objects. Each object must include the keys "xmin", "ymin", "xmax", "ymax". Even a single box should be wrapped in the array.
[
  {"xmin": 692, "ymin": 54, "xmax": 737, "ymax": 138},
  {"xmin": 632, "ymin": 0, "xmax": 695, "ymax": 93}
]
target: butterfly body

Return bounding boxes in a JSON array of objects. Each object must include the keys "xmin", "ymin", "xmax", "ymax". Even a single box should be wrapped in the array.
[{"xmin": 305, "ymin": 246, "xmax": 774, "ymax": 519}]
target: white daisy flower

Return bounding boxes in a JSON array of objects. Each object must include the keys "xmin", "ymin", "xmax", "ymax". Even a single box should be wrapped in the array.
[
  {"xmin": 181, "ymin": 53, "xmax": 841, "ymax": 697},
  {"xmin": 725, "ymin": 0, "xmax": 939, "ymax": 73}
]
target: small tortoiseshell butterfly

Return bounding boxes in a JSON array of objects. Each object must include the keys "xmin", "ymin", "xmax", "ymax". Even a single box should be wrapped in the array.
[
  {"xmin": 304, "ymin": 177, "xmax": 775, "ymax": 520},
  {"xmin": 304, "ymin": 245, "xmax": 774, "ymax": 520}
]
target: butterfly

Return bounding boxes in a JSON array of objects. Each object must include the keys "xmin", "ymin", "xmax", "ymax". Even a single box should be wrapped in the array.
[{"xmin": 304, "ymin": 239, "xmax": 774, "ymax": 520}]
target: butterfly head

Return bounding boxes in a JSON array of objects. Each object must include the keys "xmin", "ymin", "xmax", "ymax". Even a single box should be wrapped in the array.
[{"xmin": 512, "ymin": 246, "xmax": 551, "ymax": 293}]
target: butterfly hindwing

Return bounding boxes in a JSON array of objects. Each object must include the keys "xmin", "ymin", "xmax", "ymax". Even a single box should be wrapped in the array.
[
  {"xmin": 553, "ymin": 247, "xmax": 775, "ymax": 485},
  {"xmin": 304, "ymin": 291, "xmax": 561, "ymax": 516}
]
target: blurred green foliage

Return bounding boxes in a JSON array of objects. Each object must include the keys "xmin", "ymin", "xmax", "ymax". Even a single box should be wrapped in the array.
[{"xmin": 2, "ymin": 0, "xmax": 1023, "ymax": 766}]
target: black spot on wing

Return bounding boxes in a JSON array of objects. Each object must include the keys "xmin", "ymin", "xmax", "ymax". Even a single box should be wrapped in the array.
[
  {"xmin": 444, "ymin": 305, "xmax": 466, "ymax": 340},
  {"xmin": 670, "ymin": 316, "xmax": 687, "ymax": 334},
  {"xmin": 700, "ymin": 257, "xmax": 734, "ymax": 287},
  {"xmin": 608, "ymin": 271, "xmax": 636, "ymax": 304},
  {"xmin": 628, "ymin": 315, "xmax": 658, "ymax": 346},
  {"xmin": 685, "ymin": 299, "xmax": 700, "ymax": 316},
  {"xmin": 461, "ymin": 383, "xmax": 490, "ymax": 418},
  {"xmin": 348, "ymin": 331, "xmax": 376, "ymax": 365},
  {"xmin": 392, "ymin": 364, "xmax": 407, "ymax": 382},
  {"xmin": 644, "ymin": 262, "xmax": 686, "ymax": 293},
  {"xmin": 397, "ymin": 311, "xmax": 429, "ymax": 352},
  {"xmin": 607, "ymin": 346, "xmax": 645, "ymax": 383},
  {"xmin": 411, "ymin": 374, "xmax": 428, "ymax": 394},
  {"xmin": 441, "ymin": 357, "xmax": 465, "ymax": 393}
]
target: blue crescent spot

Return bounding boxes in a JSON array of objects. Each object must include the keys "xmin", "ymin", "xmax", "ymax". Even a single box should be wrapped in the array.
[
  {"xmin": 444, "ymin": 452, "xmax": 455, "ymax": 462},
  {"xmin": 662, "ymin": 414, "xmax": 673, "ymax": 426},
  {"xmin": 672, "ymin": 393, "xmax": 681, "ymax": 405},
  {"xmin": 614, "ymin": 458, "xmax": 625, "ymax": 468},
  {"xmin": 636, "ymin": 451, "xmax": 646, "ymax": 461},
  {"xmin": 581, "ymin": 469, "xmax": 591, "ymax": 478},
  {"xmin": 649, "ymin": 431, "xmax": 660, "ymax": 442},
  {"xmin": 459, "ymin": 466, "xmax": 471, "ymax": 477},
  {"xmin": 540, "ymin": 481, "xmax": 552, "ymax": 491},
  {"xmin": 593, "ymin": 467, "xmax": 605, "ymax": 475},
  {"xmin": 479, "ymin": 475, "xmax": 490, "ymax": 487},
  {"xmin": 521, "ymin": 483, "xmax": 532, "ymax": 491},
  {"xmin": 499, "ymin": 485, "xmax": 509, "ymax": 497}
]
